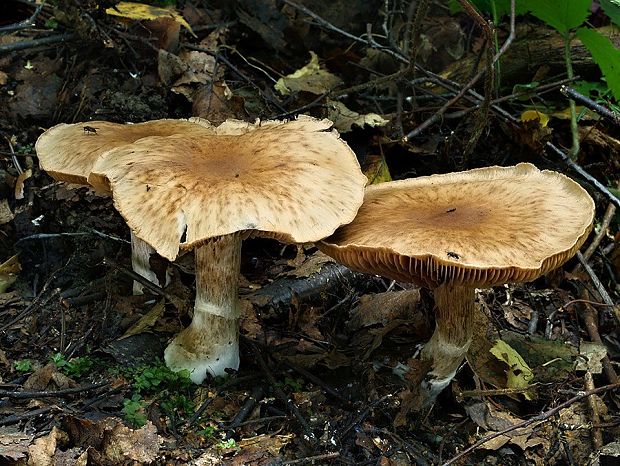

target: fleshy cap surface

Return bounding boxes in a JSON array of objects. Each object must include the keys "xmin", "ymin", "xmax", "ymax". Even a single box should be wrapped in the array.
[
  {"xmin": 35, "ymin": 119, "xmax": 211, "ymax": 192},
  {"xmin": 319, "ymin": 163, "xmax": 595, "ymax": 288},
  {"xmin": 89, "ymin": 116, "xmax": 367, "ymax": 260}
]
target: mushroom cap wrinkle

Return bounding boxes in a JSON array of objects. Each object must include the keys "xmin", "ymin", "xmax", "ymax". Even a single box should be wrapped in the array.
[
  {"xmin": 89, "ymin": 115, "xmax": 367, "ymax": 261},
  {"xmin": 320, "ymin": 163, "xmax": 595, "ymax": 288},
  {"xmin": 35, "ymin": 118, "xmax": 212, "ymax": 191}
]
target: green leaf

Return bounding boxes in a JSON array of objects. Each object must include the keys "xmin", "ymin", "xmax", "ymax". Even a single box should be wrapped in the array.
[
  {"xmin": 490, "ymin": 339, "xmax": 535, "ymax": 399},
  {"xmin": 600, "ymin": 0, "xmax": 620, "ymax": 27},
  {"xmin": 522, "ymin": 0, "xmax": 591, "ymax": 33},
  {"xmin": 576, "ymin": 27, "xmax": 620, "ymax": 100}
]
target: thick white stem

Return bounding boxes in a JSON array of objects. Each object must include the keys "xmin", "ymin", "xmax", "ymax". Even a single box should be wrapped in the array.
[
  {"xmin": 418, "ymin": 283, "xmax": 475, "ymax": 408},
  {"xmin": 164, "ymin": 234, "xmax": 242, "ymax": 383},
  {"xmin": 131, "ymin": 232, "xmax": 166, "ymax": 295}
]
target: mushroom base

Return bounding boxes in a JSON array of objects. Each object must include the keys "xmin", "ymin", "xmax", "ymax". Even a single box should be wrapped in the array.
[
  {"xmin": 164, "ymin": 234, "xmax": 242, "ymax": 383},
  {"xmin": 164, "ymin": 313, "xmax": 240, "ymax": 384},
  {"xmin": 131, "ymin": 232, "xmax": 169, "ymax": 295},
  {"xmin": 418, "ymin": 283, "xmax": 475, "ymax": 408}
]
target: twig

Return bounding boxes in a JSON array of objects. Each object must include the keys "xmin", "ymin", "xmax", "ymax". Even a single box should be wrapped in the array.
[
  {"xmin": 545, "ymin": 141, "xmax": 620, "ymax": 209},
  {"xmin": 456, "ymin": 385, "xmax": 537, "ymax": 400},
  {"xmin": 103, "ymin": 257, "xmax": 173, "ymax": 301},
  {"xmin": 282, "ymin": 360, "xmax": 353, "ymax": 408},
  {"xmin": 442, "ymin": 382, "xmax": 620, "ymax": 465},
  {"xmin": 574, "ymin": 195, "xmax": 616, "ymax": 270},
  {"xmin": 576, "ymin": 252, "xmax": 619, "ymax": 325},
  {"xmin": 0, "ymin": 381, "xmax": 108, "ymax": 399},
  {"xmin": 561, "ymin": 86, "xmax": 620, "ymax": 126},
  {"xmin": 245, "ymin": 338, "xmax": 316, "ymax": 441},
  {"xmin": 583, "ymin": 372, "xmax": 603, "ymax": 451},
  {"xmin": 0, "ymin": 1, "xmax": 46, "ymax": 34},
  {"xmin": 0, "ymin": 406, "xmax": 58, "ymax": 427},
  {"xmin": 279, "ymin": 452, "xmax": 340, "ymax": 465},
  {"xmin": 227, "ymin": 385, "xmax": 264, "ymax": 433},
  {"xmin": 580, "ymin": 300, "xmax": 619, "ymax": 384},
  {"xmin": 403, "ymin": 0, "xmax": 515, "ymax": 141},
  {"xmin": 0, "ymin": 33, "xmax": 76, "ymax": 54}
]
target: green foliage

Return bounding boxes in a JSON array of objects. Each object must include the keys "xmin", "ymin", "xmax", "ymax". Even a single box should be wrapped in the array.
[
  {"xmin": 600, "ymin": 0, "xmax": 620, "ymax": 26},
  {"xmin": 197, "ymin": 426, "xmax": 217, "ymax": 439},
  {"xmin": 14, "ymin": 360, "xmax": 33, "ymax": 373},
  {"xmin": 122, "ymin": 394, "xmax": 148, "ymax": 427},
  {"xmin": 130, "ymin": 363, "xmax": 192, "ymax": 394},
  {"xmin": 44, "ymin": 18, "xmax": 58, "ymax": 30},
  {"xmin": 576, "ymin": 28, "xmax": 620, "ymax": 100},
  {"xmin": 51, "ymin": 353, "xmax": 94, "ymax": 379},
  {"xmin": 523, "ymin": 0, "xmax": 591, "ymax": 33},
  {"xmin": 216, "ymin": 438, "xmax": 238, "ymax": 449},
  {"xmin": 160, "ymin": 394, "xmax": 195, "ymax": 417}
]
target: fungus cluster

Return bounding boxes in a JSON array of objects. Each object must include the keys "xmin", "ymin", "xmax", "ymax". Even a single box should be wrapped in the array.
[
  {"xmin": 37, "ymin": 116, "xmax": 366, "ymax": 383},
  {"xmin": 319, "ymin": 163, "xmax": 595, "ymax": 407}
]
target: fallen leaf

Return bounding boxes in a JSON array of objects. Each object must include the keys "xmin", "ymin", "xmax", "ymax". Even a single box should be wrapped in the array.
[
  {"xmin": 101, "ymin": 421, "xmax": 162, "ymax": 463},
  {"xmin": 275, "ymin": 51, "xmax": 342, "ymax": 95},
  {"xmin": 28, "ymin": 427, "xmax": 68, "ymax": 466},
  {"xmin": 489, "ymin": 339, "xmax": 535, "ymax": 399},
  {"xmin": 0, "ymin": 427, "xmax": 32, "ymax": 462},
  {"xmin": 285, "ymin": 251, "xmax": 333, "ymax": 278},
  {"xmin": 327, "ymin": 100, "xmax": 389, "ymax": 133},
  {"xmin": 361, "ymin": 154, "xmax": 392, "ymax": 185},
  {"xmin": 0, "ymin": 255, "xmax": 20, "ymax": 293},
  {"xmin": 121, "ymin": 299, "xmax": 166, "ymax": 338},
  {"xmin": 520, "ymin": 109, "xmax": 550, "ymax": 127},
  {"xmin": 106, "ymin": 1, "xmax": 195, "ymax": 36},
  {"xmin": 14, "ymin": 169, "xmax": 31, "ymax": 200},
  {"xmin": 0, "ymin": 199, "xmax": 13, "ymax": 225},
  {"xmin": 576, "ymin": 341, "xmax": 607, "ymax": 373}
]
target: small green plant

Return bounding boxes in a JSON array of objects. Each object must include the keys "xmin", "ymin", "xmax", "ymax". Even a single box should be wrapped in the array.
[
  {"xmin": 51, "ymin": 353, "xmax": 94, "ymax": 378},
  {"xmin": 216, "ymin": 438, "xmax": 238, "ymax": 450},
  {"xmin": 14, "ymin": 360, "xmax": 33, "ymax": 373},
  {"xmin": 131, "ymin": 363, "xmax": 192, "ymax": 394},
  {"xmin": 197, "ymin": 426, "xmax": 217, "ymax": 439},
  {"xmin": 122, "ymin": 394, "xmax": 148, "ymax": 428},
  {"xmin": 44, "ymin": 17, "xmax": 58, "ymax": 29}
]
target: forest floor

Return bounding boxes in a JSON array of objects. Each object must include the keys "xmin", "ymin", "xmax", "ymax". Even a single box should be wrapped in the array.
[{"xmin": 0, "ymin": 1, "xmax": 619, "ymax": 465}]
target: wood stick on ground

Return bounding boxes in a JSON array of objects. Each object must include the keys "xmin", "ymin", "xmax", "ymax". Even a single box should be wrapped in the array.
[
  {"xmin": 579, "ymin": 300, "xmax": 619, "ymax": 384},
  {"xmin": 584, "ymin": 371, "xmax": 603, "ymax": 451},
  {"xmin": 574, "ymin": 198, "xmax": 616, "ymax": 272},
  {"xmin": 280, "ymin": 452, "xmax": 340, "ymax": 465},
  {"xmin": 0, "ymin": 381, "xmax": 108, "ymax": 399},
  {"xmin": 546, "ymin": 141, "xmax": 620, "ymax": 209},
  {"xmin": 245, "ymin": 338, "xmax": 315, "ymax": 441},
  {"xmin": 561, "ymin": 86, "xmax": 620, "ymax": 126},
  {"xmin": 443, "ymin": 382, "xmax": 620, "ymax": 466},
  {"xmin": 576, "ymin": 252, "xmax": 620, "ymax": 325}
]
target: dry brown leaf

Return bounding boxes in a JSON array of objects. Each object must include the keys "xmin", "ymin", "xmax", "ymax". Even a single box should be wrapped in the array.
[
  {"xmin": 285, "ymin": 251, "xmax": 333, "ymax": 278},
  {"xmin": 0, "ymin": 199, "xmax": 13, "ymax": 225},
  {"xmin": 14, "ymin": 169, "xmax": 31, "ymax": 200},
  {"xmin": 120, "ymin": 299, "xmax": 166, "ymax": 339},
  {"xmin": 101, "ymin": 421, "xmax": 162, "ymax": 463},
  {"xmin": 28, "ymin": 427, "xmax": 68, "ymax": 466},
  {"xmin": 0, "ymin": 427, "xmax": 32, "ymax": 462}
]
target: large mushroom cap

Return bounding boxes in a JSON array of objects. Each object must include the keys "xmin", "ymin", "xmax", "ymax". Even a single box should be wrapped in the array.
[
  {"xmin": 88, "ymin": 115, "xmax": 367, "ymax": 261},
  {"xmin": 319, "ymin": 163, "xmax": 595, "ymax": 288},
  {"xmin": 35, "ymin": 119, "xmax": 211, "ymax": 191}
]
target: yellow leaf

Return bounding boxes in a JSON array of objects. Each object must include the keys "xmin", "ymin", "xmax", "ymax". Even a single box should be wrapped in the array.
[
  {"xmin": 520, "ymin": 110, "xmax": 549, "ymax": 127},
  {"xmin": 106, "ymin": 1, "xmax": 195, "ymax": 36},
  {"xmin": 274, "ymin": 51, "xmax": 342, "ymax": 95},
  {"xmin": 362, "ymin": 154, "xmax": 392, "ymax": 185},
  {"xmin": 490, "ymin": 339, "xmax": 535, "ymax": 400}
]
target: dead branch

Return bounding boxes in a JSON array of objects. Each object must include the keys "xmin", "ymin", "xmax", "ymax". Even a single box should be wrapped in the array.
[{"xmin": 443, "ymin": 382, "xmax": 620, "ymax": 465}]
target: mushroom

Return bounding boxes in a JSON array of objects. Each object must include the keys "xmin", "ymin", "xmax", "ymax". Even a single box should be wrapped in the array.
[
  {"xmin": 87, "ymin": 116, "xmax": 367, "ymax": 383},
  {"xmin": 35, "ymin": 119, "xmax": 211, "ymax": 294},
  {"xmin": 318, "ymin": 163, "xmax": 595, "ymax": 407}
]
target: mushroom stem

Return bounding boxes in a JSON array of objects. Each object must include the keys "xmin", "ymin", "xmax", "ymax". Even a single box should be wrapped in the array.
[
  {"xmin": 164, "ymin": 233, "xmax": 242, "ymax": 383},
  {"xmin": 131, "ymin": 233, "xmax": 162, "ymax": 295},
  {"xmin": 419, "ymin": 283, "xmax": 475, "ymax": 407}
]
